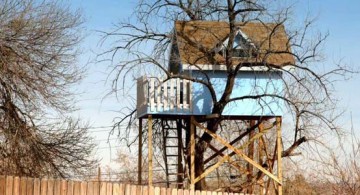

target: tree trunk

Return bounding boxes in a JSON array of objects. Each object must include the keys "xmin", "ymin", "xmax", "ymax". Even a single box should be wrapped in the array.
[
  {"xmin": 194, "ymin": 140, "xmax": 207, "ymax": 190},
  {"xmin": 193, "ymin": 118, "xmax": 221, "ymax": 190}
]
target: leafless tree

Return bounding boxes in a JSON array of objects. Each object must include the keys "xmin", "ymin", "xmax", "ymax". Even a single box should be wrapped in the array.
[
  {"xmin": 317, "ymin": 126, "xmax": 360, "ymax": 194},
  {"xmin": 0, "ymin": 0, "xmax": 97, "ymax": 178},
  {"xmin": 101, "ymin": 0, "xmax": 353, "ymax": 191},
  {"xmin": 281, "ymin": 125, "xmax": 360, "ymax": 195}
]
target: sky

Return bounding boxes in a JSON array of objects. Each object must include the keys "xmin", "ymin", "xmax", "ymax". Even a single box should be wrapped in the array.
[
  {"xmin": 296, "ymin": 1, "xmax": 360, "ymax": 125},
  {"xmin": 66, "ymin": 0, "xmax": 360, "ymax": 168}
]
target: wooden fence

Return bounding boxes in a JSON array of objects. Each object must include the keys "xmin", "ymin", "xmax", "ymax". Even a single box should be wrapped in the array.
[{"xmin": 0, "ymin": 175, "xmax": 246, "ymax": 195}]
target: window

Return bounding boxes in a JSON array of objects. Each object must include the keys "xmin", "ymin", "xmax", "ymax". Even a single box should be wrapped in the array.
[
  {"xmin": 232, "ymin": 47, "xmax": 250, "ymax": 58},
  {"xmin": 216, "ymin": 30, "xmax": 257, "ymax": 58},
  {"xmin": 232, "ymin": 31, "xmax": 256, "ymax": 58}
]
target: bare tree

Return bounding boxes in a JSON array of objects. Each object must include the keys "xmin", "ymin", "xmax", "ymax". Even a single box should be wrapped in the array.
[
  {"xmin": 281, "ymin": 126, "xmax": 360, "ymax": 195},
  {"xmin": 101, "ymin": 0, "xmax": 353, "ymax": 191},
  {"xmin": 318, "ymin": 127, "xmax": 360, "ymax": 194},
  {"xmin": 0, "ymin": 0, "xmax": 97, "ymax": 178}
]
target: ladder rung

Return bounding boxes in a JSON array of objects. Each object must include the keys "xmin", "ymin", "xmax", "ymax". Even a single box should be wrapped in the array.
[
  {"xmin": 166, "ymin": 155, "xmax": 178, "ymax": 157},
  {"xmin": 168, "ymin": 173, "xmax": 184, "ymax": 175},
  {"xmin": 165, "ymin": 181, "xmax": 184, "ymax": 184},
  {"xmin": 166, "ymin": 136, "xmax": 178, "ymax": 139},
  {"xmin": 166, "ymin": 145, "xmax": 178, "ymax": 148}
]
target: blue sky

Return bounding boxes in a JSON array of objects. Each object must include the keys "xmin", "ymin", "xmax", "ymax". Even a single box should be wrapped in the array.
[
  {"xmin": 301, "ymin": 1, "xmax": 360, "ymax": 123},
  {"xmin": 68, "ymin": 0, "xmax": 360, "ymax": 166}
]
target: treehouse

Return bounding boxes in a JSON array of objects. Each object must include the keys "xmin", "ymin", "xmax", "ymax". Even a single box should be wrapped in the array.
[
  {"xmin": 136, "ymin": 21, "xmax": 294, "ymax": 194},
  {"xmin": 137, "ymin": 21, "xmax": 294, "ymax": 118}
]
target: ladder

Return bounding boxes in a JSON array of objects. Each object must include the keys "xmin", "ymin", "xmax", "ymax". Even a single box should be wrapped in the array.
[{"xmin": 162, "ymin": 119, "xmax": 185, "ymax": 188}]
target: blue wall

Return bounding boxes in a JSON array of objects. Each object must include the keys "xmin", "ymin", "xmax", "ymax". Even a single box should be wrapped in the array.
[{"xmin": 191, "ymin": 70, "xmax": 284, "ymax": 116}]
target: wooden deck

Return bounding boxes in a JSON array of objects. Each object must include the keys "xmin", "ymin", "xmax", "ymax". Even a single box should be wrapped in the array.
[{"xmin": 137, "ymin": 76, "xmax": 192, "ymax": 118}]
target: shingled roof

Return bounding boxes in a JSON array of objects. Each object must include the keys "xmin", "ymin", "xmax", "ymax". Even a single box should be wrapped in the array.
[{"xmin": 172, "ymin": 21, "xmax": 295, "ymax": 69}]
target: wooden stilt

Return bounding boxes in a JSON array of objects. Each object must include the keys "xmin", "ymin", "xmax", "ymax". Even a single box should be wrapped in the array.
[
  {"xmin": 258, "ymin": 122, "xmax": 265, "ymax": 166},
  {"xmin": 247, "ymin": 120, "xmax": 256, "ymax": 194},
  {"xmin": 276, "ymin": 117, "xmax": 283, "ymax": 195},
  {"xmin": 190, "ymin": 116, "xmax": 195, "ymax": 190},
  {"xmin": 138, "ymin": 118, "xmax": 143, "ymax": 185},
  {"xmin": 258, "ymin": 122, "xmax": 265, "ymax": 195},
  {"xmin": 148, "ymin": 115, "xmax": 153, "ymax": 186},
  {"xmin": 177, "ymin": 120, "xmax": 184, "ymax": 188}
]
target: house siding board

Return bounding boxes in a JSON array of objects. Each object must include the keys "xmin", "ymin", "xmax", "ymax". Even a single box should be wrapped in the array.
[{"xmin": 191, "ymin": 70, "xmax": 283, "ymax": 116}]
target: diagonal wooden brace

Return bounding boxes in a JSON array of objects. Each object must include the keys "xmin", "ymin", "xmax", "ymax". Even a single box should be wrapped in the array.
[
  {"xmin": 193, "ymin": 120, "xmax": 282, "ymax": 185},
  {"xmin": 238, "ymin": 121, "xmax": 276, "ymax": 150},
  {"xmin": 205, "ymin": 121, "xmax": 276, "ymax": 164},
  {"xmin": 205, "ymin": 140, "xmax": 249, "ymax": 174},
  {"xmin": 204, "ymin": 120, "xmax": 263, "ymax": 164}
]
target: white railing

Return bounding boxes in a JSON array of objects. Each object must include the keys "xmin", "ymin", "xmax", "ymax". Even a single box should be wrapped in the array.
[{"xmin": 137, "ymin": 76, "xmax": 192, "ymax": 115}]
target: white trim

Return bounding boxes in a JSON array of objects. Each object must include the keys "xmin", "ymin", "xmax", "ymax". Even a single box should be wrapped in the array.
[
  {"xmin": 184, "ymin": 63, "xmax": 228, "ymax": 71},
  {"xmin": 214, "ymin": 29, "xmax": 256, "ymax": 55},
  {"xmin": 237, "ymin": 29, "xmax": 256, "ymax": 48}
]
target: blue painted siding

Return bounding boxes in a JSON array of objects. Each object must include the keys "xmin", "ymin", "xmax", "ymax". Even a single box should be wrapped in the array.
[{"xmin": 191, "ymin": 70, "xmax": 284, "ymax": 116}]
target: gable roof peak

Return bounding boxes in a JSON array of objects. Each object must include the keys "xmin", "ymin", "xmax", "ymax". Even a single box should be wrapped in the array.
[{"xmin": 173, "ymin": 20, "xmax": 295, "ymax": 68}]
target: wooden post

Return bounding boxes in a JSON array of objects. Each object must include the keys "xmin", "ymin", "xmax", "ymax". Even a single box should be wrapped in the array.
[
  {"xmin": 276, "ymin": 117, "xmax": 283, "ymax": 195},
  {"xmin": 190, "ymin": 116, "xmax": 195, "ymax": 190},
  {"xmin": 97, "ymin": 167, "xmax": 101, "ymax": 182},
  {"xmin": 258, "ymin": 122, "xmax": 265, "ymax": 195},
  {"xmin": 148, "ymin": 115, "xmax": 153, "ymax": 186},
  {"xmin": 177, "ymin": 119, "xmax": 184, "ymax": 188},
  {"xmin": 247, "ymin": 120, "xmax": 256, "ymax": 194},
  {"xmin": 138, "ymin": 118, "xmax": 143, "ymax": 185}
]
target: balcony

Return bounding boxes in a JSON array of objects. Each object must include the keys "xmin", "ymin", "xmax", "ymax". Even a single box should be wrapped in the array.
[
  {"xmin": 137, "ymin": 76, "xmax": 193, "ymax": 118},
  {"xmin": 137, "ymin": 71, "xmax": 284, "ymax": 119}
]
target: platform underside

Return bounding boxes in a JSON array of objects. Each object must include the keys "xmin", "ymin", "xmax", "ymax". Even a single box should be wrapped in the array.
[{"xmin": 138, "ymin": 113, "xmax": 279, "ymax": 121}]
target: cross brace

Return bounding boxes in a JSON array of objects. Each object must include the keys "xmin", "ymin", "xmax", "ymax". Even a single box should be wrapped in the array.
[{"xmin": 191, "ymin": 119, "xmax": 282, "ymax": 185}]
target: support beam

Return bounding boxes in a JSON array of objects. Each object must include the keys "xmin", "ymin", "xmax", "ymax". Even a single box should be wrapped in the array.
[
  {"xmin": 204, "ymin": 121, "xmax": 275, "ymax": 170},
  {"xmin": 247, "ymin": 120, "xmax": 256, "ymax": 194},
  {"xmin": 276, "ymin": 117, "xmax": 283, "ymax": 195},
  {"xmin": 177, "ymin": 120, "xmax": 184, "ymax": 188},
  {"xmin": 138, "ymin": 119, "xmax": 143, "ymax": 185},
  {"xmin": 148, "ymin": 115, "xmax": 153, "ymax": 186},
  {"xmin": 204, "ymin": 121, "xmax": 262, "ymax": 164},
  {"xmin": 190, "ymin": 116, "xmax": 195, "ymax": 190},
  {"xmin": 193, "ymin": 120, "xmax": 281, "ymax": 185},
  {"xmin": 204, "ymin": 136, "xmax": 249, "ymax": 174},
  {"xmin": 195, "ymin": 121, "xmax": 275, "ymax": 184},
  {"xmin": 258, "ymin": 123, "xmax": 265, "ymax": 166},
  {"xmin": 194, "ymin": 155, "xmax": 231, "ymax": 184}
]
